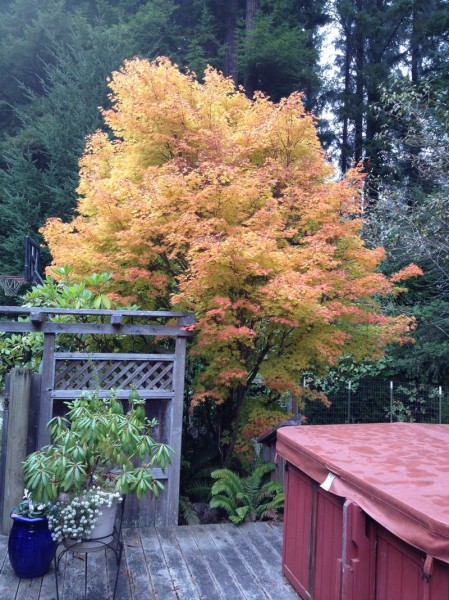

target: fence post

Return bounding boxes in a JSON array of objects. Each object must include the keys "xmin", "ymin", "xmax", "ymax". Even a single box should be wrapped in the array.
[
  {"xmin": 439, "ymin": 386, "xmax": 442, "ymax": 425},
  {"xmin": 37, "ymin": 333, "xmax": 55, "ymax": 448},
  {"xmin": 389, "ymin": 381, "xmax": 394, "ymax": 423},
  {"xmin": 1, "ymin": 368, "xmax": 32, "ymax": 535},
  {"xmin": 347, "ymin": 381, "xmax": 352, "ymax": 423},
  {"xmin": 165, "ymin": 316, "xmax": 192, "ymax": 526}
]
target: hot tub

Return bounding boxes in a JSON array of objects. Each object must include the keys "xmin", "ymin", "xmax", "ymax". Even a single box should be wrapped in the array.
[{"xmin": 276, "ymin": 423, "xmax": 449, "ymax": 600}]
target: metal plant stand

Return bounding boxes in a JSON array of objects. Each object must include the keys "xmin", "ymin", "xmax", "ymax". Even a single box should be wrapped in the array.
[{"xmin": 54, "ymin": 498, "xmax": 125, "ymax": 600}]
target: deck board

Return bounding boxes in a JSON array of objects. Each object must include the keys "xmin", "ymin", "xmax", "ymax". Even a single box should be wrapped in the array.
[
  {"xmin": 139, "ymin": 527, "xmax": 177, "ymax": 600},
  {"xmin": 205, "ymin": 524, "xmax": 266, "ymax": 600},
  {"xmin": 0, "ymin": 523, "xmax": 298, "ymax": 599}
]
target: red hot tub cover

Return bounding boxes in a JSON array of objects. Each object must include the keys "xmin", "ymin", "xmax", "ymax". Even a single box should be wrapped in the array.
[{"xmin": 276, "ymin": 423, "xmax": 449, "ymax": 564}]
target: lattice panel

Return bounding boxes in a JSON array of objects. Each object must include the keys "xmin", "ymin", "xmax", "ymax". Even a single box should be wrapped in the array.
[{"xmin": 54, "ymin": 358, "xmax": 174, "ymax": 392}]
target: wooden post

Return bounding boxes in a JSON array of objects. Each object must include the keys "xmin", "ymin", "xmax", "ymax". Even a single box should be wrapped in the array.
[
  {"xmin": 0, "ymin": 375, "xmax": 10, "ymax": 532},
  {"xmin": 27, "ymin": 374, "xmax": 42, "ymax": 454},
  {"xmin": 37, "ymin": 333, "xmax": 56, "ymax": 448},
  {"xmin": 1, "ymin": 368, "xmax": 32, "ymax": 535},
  {"xmin": 165, "ymin": 318, "xmax": 191, "ymax": 525}
]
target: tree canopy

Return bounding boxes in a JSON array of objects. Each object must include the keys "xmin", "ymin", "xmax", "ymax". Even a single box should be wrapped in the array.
[{"xmin": 42, "ymin": 57, "xmax": 420, "ymax": 460}]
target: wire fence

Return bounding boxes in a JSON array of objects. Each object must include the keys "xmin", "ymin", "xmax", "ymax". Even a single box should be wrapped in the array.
[{"xmin": 301, "ymin": 380, "xmax": 449, "ymax": 425}]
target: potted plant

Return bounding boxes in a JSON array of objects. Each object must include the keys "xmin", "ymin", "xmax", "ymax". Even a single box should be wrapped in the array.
[
  {"xmin": 48, "ymin": 486, "xmax": 122, "ymax": 551},
  {"xmin": 22, "ymin": 389, "xmax": 173, "ymax": 546},
  {"xmin": 8, "ymin": 489, "xmax": 56, "ymax": 578}
]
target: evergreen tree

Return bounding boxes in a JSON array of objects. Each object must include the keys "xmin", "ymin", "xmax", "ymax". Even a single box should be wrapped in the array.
[
  {"xmin": 238, "ymin": 0, "xmax": 327, "ymax": 105},
  {"xmin": 332, "ymin": 0, "xmax": 449, "ymax": 199},
  {"xmin": 368, "ymin": 78, "xmax": 449, "ymax": 382},
  {"xmin": 0, "ymin": 1, "xmax": 180, "ymax": 277}
]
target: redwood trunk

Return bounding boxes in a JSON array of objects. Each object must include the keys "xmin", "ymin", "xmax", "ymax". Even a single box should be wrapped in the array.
[{"xmin": 223, "ymin": 0, "xmax": 239, "ymax": 84}]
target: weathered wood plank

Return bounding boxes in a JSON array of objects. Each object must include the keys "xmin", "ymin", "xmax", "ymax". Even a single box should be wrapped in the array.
[
  {"xmin": 198, "ymin": 524, "xmax": 265, "ymax": 600},
  {"xmin": 165, "ymin": 333, "xmax": 187, "ymax": 526},
  {"xmin": 106, "ymin": 541, "xmax": 131, "ymax": 600},
  {"xmin": 121, "ymin": 529, "xmax": 153, "ymax": 599},
  {"xmin": 139, "ymin": 527, "xmax": 177, "ymax": 600},
  {"xmin": 188, "ymin": 525, "xmax": 247, "ymax": 599},
  {"xmin": 259, "ymin": 521, "xmax": 284, "ymax": 554},
  {"xmin": 0, "ymin": 307, "xmax": 192, "ymax": 318},
  {"xmin": 15, "ymin": 577, "xmax": 43, "ymax": 600},
  {"xmin": 60, "ymin": 550, "xmax": 87, "ymax": 600},
  {"xmin": 84, "ymin": 550, "xmax": 109, "ymax": 600},
  {"xmin": 0, "ymin": 395, "xmax": 10, "ymax": 531},
  {"xmin": 38, "ymin": 560, "xmax": 59, "ymax": 600},
  {"xmin": 2, "ymin": 368, "xmax": 32, "ymax": 535},
  {"xmin": 54, "ymin": 353, "xmax": 176, "ymax": 361},
  {"xmin": 0, "ymin": 534, "xmax": 8, "ymax": 563},
  {"xmin": 240, "ymin": 522, "xmax": 283, "ymax": 563},
  {"xmin": 0, "ymin": 323, "xmax": 187, "ymax": 337},
  {"xmin": 51, "ymin": 390, "xmax": 174, "ymax": 401},
  {"xmin": 27, "ymin": 375, "xmax": 42, "ymax": 454},
  {"xmin": 38, "ymin": 334, "xmax": 56, "ymax": 449},
  {"xmin": 155, "ymin": 527, "xmax": 200, "ymax": 600},
  {"xmin": 0, "ymin": 553, "xmax": 20, "ymax": 599},
  {"xmin": 0, "ymin": 523, "xmax": 296, "ymax": 600},
  {"xmin": 220, "ymin": 524, "xmax": 298, "ymax": 600},
  {"xmin": 174, "ymin": 525, "xmax": 223, "ymax": 600}
]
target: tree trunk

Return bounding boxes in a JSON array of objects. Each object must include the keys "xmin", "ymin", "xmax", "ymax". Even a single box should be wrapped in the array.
[
  {"xmin": 354, "ymin": 0, "xmax": 364, "ymax": 164},
  {"xmin": 223, "ymin": 385, "xmax": 247, "ymax": 467},
  {"xmin": 223, "ymin": 0, "xmax": 239, "ymax": 84},
  {"xmin": 410, "ymin": 0, "xmax": 421, "ymax": 84},
  {"xmin": 246, "ymin": 0, "xmax": 258, "ymax": 33},
  {"xmin": 341, "ymin": 30, "xmax": 352, "ymax": 172},
  {"xmin": 244, "ymin": 0, "xmax": 259, "ymax": 96}
]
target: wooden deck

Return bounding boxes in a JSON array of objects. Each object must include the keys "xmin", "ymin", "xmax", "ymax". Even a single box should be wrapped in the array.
[{"xmin": 0, "ymin": 523, "xmax": 298, "ymax": 599}]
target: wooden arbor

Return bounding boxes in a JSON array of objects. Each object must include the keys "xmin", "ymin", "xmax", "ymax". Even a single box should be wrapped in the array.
[{"xmin": 0, "ymin": 306, "xmax": 193, "ymax": 530}]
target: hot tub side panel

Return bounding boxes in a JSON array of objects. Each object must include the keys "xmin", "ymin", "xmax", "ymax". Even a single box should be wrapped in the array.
[
  {"xmin": 283, "ymin": 464, "xmax": 346, "ymax": 600},
  {"xmin": 283, "ymin": 464, "xmax": 314, "ymax": 598}
]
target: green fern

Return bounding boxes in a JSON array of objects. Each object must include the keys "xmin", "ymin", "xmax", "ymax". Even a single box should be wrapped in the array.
[
  {"xmin": 179, "ymin": 496, "xmax": 200, "ymax": 525},
  {"xmin": 209, "ymin": 462, "xmax": 283, "ymax": 525},
  {"xmin": 209, "ymin": 493, "xmax": 238, "ymax": 515},
  {"xmin": 185, "ymin": 478, "xmax": 214, "ymax": 502}
]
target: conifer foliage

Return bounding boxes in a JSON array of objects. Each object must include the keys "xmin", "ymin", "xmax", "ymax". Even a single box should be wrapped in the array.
[{"xmin": 42, "ymin": 58, "xmax": 420, "ymax": 461}]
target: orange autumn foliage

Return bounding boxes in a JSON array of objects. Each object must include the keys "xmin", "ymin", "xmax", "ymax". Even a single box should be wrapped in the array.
[{"xmin": 42, "ymin": 57, "xmax": 422, "ymax": 410}]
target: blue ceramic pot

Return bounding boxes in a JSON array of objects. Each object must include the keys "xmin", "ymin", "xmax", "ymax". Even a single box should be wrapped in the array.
[{"xmin": 8, "ymin": 513, "xmax": 56, "ymax": 578}]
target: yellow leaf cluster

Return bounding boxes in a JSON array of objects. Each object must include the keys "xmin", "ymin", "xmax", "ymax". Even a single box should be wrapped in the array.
[{"xmin": 42, "ymin": 57, "xmax": 421, "ymax": 403}]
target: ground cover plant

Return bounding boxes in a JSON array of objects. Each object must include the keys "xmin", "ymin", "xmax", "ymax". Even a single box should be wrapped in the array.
[{"xmin": 209, "ymin": 463, "xmax": 284, "ymax": 524}]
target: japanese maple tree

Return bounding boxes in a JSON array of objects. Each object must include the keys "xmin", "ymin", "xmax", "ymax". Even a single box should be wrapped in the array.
[{"xmin": 42, "ymin": 57, "xmax": 420, "ymax": 463}]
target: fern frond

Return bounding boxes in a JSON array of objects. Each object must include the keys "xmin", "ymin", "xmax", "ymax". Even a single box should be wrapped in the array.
[
  {"xmin": 179, "ymin": 496, "xmax": 200, "ymax": 525},
  {"xmin": 256, "ymin": 494, "xmax": 285, "ymax": 518},
  {"xmin": 258, "ymin": 507, "xmax": 279, "ymax": 522},
  {"xmin": 254, "ymin": 463, "xmax": 275, "ymax": 478},
  {"xmin": 230, "ymin": 505, "xmax": 251, "ymax": 524},
  {"xmin": 211, "ymin": 469, "xmax": 244, "ymax": 498},
  {"xmin": 210, "ymin": 493, "xmax": 237, "ymax": 516},
  {"xmin": 258, "ymin": 480, "xmax": 283, "ymax": 502},
  {"xmin": 185, "ymin": 478, "xmax": 213, "ymax": 502}
]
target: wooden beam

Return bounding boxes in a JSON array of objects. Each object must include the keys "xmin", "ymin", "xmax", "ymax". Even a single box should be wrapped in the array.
[
  {"xmin": 0, "ymin": 322, "xmax": 190, "ymax": 336},
  {"xmin": 51, "ymin": 390, "xmax": 175, "ymax": 400},
  {"xmin": 54, "ymin": 352, "xmax": 176, "ymax": 360},
  {"xmin": 0, "ymin": 306, "xmax": 193, "ymax": 318}
]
